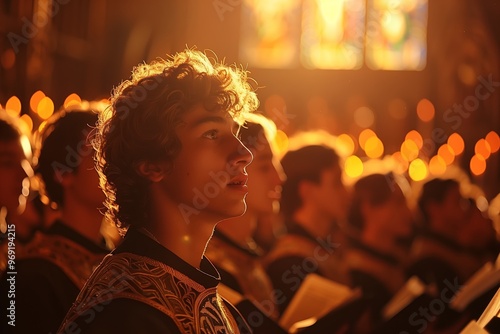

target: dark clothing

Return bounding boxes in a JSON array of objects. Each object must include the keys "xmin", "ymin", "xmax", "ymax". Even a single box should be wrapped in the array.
[
  {"xmin": 206, "ymin": 230, "xmax": 285, "ymax": 333},
  {"xmin": 264, "ymin": 223, "xmax": 324, "ymax": 315},
  {"xmin": 263, "ymin": 222, "xmax": 347, "ymax": 315},
  {"xmin": 344, "ymin": 238, "xmax": 408, "ymax": 333},
  {"xmin": 58, "ymin": 226, "xmax": 250, "ymax": 334},
  {"xmin": 0, "ymin": 221, "xmax": 108, "ymax": 334}
]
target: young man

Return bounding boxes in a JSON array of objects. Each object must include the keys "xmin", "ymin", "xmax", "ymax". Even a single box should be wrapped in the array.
[
  {"xmin": 1, "ymin": 108, "xmax": 109, "ymax": 334},
  {"xmin": 205, "ymin": 113, "xmax": 286, "ymax": 327},
  {"xmin": 263, "ymin": 139, "xmax": 351, "ymax": 315},
  {"xmin": 58, "ymin": 49, "xmax": 258, "ymax": 333},
  {"xmin": 407, "ymin": 178, "xmax": 479, "ymax": 289},
  {"xmin": 344, "ymin": 173, "xmax": 414, "ymax": 328}
]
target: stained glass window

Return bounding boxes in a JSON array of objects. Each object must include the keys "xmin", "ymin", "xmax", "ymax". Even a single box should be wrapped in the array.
[
  {"xmin": 240, "ymin": 0, "xmax": 302, "ymax": 68},
  {"xmin": 239, "ymin": 0, "xmax": 428, "ymax": 70},
  {"xmin": 301, "ymin": 0, "xmax": 366, "ymax": 69},
  {"xmin": 365, "ymin": 0, "xmax": 428, "ymax": 70}
]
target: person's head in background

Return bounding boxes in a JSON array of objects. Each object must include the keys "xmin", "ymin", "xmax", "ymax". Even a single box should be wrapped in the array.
[
  {"xmin": 0, "ymin": 111, "xmax": 38, "ymax": 241},
  {"xmin": 458, "ymin": 196, "xmax": 498, "ymax": 259},
  {"xmin": 35, "ymin": 108, "xmax": 105, "ymax": 243},
  {"xmin": 417, "ymin": 178, "xmax": 469, "ymax": 241},
  {"xmin": 239, "ymin": 113, "xmax": 286, "ymax": 218},
  {"xmin": 347, "ymin": 172, "xmax": 414, "ymax": 259},
  {"xmin": 280, "ymin": 143, "xmax": 349, "ymax": 238},
  {"xmin": 216, "ymin": 113, "xmax": 286, "ymax": 244}
]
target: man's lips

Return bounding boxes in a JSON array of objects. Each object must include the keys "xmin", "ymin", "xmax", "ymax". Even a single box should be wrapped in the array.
[{"xmin": 227, "ymin": 174, "xmax": 248, "ymax": 187}]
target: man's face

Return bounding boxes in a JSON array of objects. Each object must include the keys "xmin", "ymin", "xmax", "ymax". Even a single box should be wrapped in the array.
[
  {"xmin": 67, "ymin": 148, "xmax": 106, "ymax": 210},
  {"xmin": 370, "ymin": 186, "xmax": 413, "ymax": 240},
  {"xmin": 439, "ymin": 185, "xmax": 469, "ymax": 228},
  {"xmin": 245, "ymin": 141, "xmax": 285, "ymax": 216},
  {"xmin": 161, "ymin": 105, "xmax": 253, "ymax": 224},
  {"xmin": 310, "ymin": 165, "xmax": 350, "ymax": 223},
  {"xmin": 0, "ymin": 140, "xmax": 27, "ymax": 213}
]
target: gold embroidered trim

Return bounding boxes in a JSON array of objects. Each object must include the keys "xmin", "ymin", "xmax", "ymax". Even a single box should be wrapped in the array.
[
  {"xmin": 20, "ymin": 233, "xmax": 105, "ymax": 289},
  {"xmin": 60, "ymin": 252, "xmax": 239, "ymax": 334}
]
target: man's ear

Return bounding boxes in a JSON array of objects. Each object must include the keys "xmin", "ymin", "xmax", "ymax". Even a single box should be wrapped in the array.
[{"xmin": 136, "ymin": 161, "xmax": 168, "ymax": 182}]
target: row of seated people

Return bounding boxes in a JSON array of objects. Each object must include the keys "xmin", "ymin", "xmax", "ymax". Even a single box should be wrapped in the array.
[{"xmin": 1, "ymin": 53, "xmax": 499, "ymax": 333}]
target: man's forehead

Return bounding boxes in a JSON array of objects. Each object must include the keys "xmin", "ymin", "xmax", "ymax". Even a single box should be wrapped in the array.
[{"xmin": 183, "ymin": 105, "xmax": 237, "ymax": 124}]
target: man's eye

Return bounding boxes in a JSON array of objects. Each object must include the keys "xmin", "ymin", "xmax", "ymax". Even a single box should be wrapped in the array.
[{"xmin": 203, "ymin": 130, "xmax": 219, "ymax": 140}]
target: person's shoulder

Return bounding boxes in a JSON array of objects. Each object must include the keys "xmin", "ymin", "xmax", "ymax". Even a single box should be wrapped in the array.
[
  {"xmin": 62, "ymin": 298, "xmax": 182, "ymax": 334},
  {"xmin": 13, "ymin": 257, "xmax": 73, "ymax": 286}
]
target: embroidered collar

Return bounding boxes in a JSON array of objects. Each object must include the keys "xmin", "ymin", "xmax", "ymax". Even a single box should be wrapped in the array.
[{"xmin": 116, "ymin": 226, "xmax": 221, "ymax": 288}]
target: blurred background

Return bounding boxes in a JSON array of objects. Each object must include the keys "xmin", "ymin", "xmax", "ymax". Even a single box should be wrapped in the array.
[{"xmin": 1, "ymin": 0, "xmax": 499, "ymax": 200}]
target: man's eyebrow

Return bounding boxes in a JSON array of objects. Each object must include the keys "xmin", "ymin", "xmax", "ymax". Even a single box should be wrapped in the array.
[{"xmin": 190, "ymin": 116, "xmax": 226, "ymax": 128}]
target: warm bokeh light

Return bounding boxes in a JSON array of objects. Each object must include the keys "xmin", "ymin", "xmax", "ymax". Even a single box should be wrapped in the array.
[
  {"xmin": 437, "ymin": 144, "xmax": 455, "ymax": 165},
  {"xmin": 6, "ymin": 96, "xmax": 22, "ymax": 117},
  {"xmin": 38, "ymin": 121, "xmax": 48, "ymax": 133},
  {"xmin": 400, "ymin": 139, "xmax": 419, "ymax": 161},
  {"xmin": 475, "ymin": 139, "xmax": 491, "ymax": 160},
  {"xmin": 392, "ymin": 151, "xmax": 409, "ymax": 173},
  {"xmin": 485, "ymin": 131, "xmax": 500, "ymax": 154},
  {"xmin": 359, "ymin": 128, "xmax": 377, "ymax": 150},
  {"xmin": 353, "ymin": 106, "xmax": 375, "ymax": 128},
  {"xmin": 416, "ymin": 98, "xmax": 435, "ymax": 122},
  {"xmin": 408, "ymin": 158, "xmax": 428, "ymax": 181},
  {"xmin": 364, "ymin": 136, "xmax": 384, "ymax": 158},
  {"xmin": 336, "ymin": 134, "xmax": 355, "ymax": 156},
  {"xmin": 428, "ymin": 155, "xmax": 447, "ymax": 176},
  {"xmin": 64, "ymin": 93, "xmax": 82, "ymax": 109},
  {"xmin": 470, "ymin": 154, "xmax": 486, "ymax": 176},
  {"xmin": 37, "ymin": 96, "xmax": 55, "ymax": 120},
  {"xmin": 447, "ymin": 132, "xmax": 464, "ymax": 155},
  {"xmin": 30, "ymin": 90, "xmax": 46, "ymax": 113},
  {"xmin": 274, "ymin": 129, "xmax": 289, "ymax": 155},
  {"xmin": 19, "ymin": 114, "xmax": 33, "ymax": 133},
  {"xmin": 405, "ymin": 130, "xmax": 423, "ymax": 149},
  {"xmin": 344, "ymin": 155, "xmax": 364, "ymax": 178},
  {"xmin": 417, "ymin": 99, "xmax": 436, "ymax": 122}
]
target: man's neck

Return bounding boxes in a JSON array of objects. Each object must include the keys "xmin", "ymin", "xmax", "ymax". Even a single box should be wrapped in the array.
[
  {"xmin": 143, "ymin": 216, "xmax": 216, "ymax": 270},
  {"xmin": 293, "ymin": 206, "xmax": 333, "ymax": 239},
  {"xmin": 216, "ymin": 212, "xmax": 257, "ymax": 247}
]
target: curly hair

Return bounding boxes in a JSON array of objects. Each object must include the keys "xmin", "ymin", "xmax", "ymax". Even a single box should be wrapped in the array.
[{"xmin": 93, "ymin": 49, "xmax": 259, "ymax": 233}]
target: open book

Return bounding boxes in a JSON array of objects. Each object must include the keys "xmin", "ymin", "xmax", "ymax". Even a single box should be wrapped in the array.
[
  {"xmin": 450, "ymin": 258, "xmax": 500, "ymax": 312},
  {"xmin": 460, "ymin": 287, "xmax": 500, "ymax": 333},
  {"xmin": 382, "ymin": 276, "xmax": 427, "ymax": 320},
  {"xmin": 279, "ymin": 273, "xmax": 361, "ymax": 331}
]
